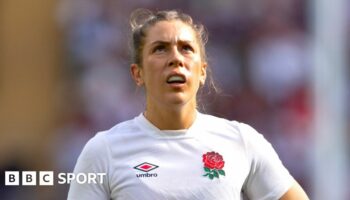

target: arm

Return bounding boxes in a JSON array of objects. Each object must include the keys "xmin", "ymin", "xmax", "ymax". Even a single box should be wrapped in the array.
[
  {"xmin": 67, "ymin": 133, "xmax": 110, "ymax": 200},
  {"xmin": 238, "ymin": 123, "xmax": 307, "ymax": 199},
  {"xmin": 280, "ymin": 181, "xmax": 309, "ymax": 200}
]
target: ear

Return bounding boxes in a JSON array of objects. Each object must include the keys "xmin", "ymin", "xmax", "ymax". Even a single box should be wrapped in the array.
[
  {"xmin": 200, "ymin": 62, "xmax": 207, "ymax": 86},
  {"xmin": 130, "ymin": 63, "xmax": 144, "ymax": 86}
]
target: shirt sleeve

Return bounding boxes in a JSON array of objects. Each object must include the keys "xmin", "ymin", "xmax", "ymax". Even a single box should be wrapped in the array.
[
  {"xmin": 67, "ymin": 132, "xmax": 110, "ymax": 200},
  {"xmin": 239, "ymin": 123, "xmax": 294, "ymax": 200}
]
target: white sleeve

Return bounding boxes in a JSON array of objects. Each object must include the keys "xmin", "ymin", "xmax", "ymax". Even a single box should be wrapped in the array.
[
  {"xmin": 67, "ymin": 132, "xmax": 110, "ymax": 200},
  {"xmin": 240, "ymin": 123, "xmax": 294, "ymax": 200}
]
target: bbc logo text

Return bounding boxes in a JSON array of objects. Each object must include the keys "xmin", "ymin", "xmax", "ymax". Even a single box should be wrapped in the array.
[{"xmin": 5, "ymin": 171, "xmax": 106, "ymax": 186}]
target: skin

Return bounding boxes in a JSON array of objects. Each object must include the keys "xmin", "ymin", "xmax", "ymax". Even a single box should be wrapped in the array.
[
  {"xmin": 280, "ymin": 181, "xmax": 310, "ymax": 200},
  {"xmin": 131, "ymin": 20, "xmax": 206, "ymax": 130},
  {"xmin": 131, "ymin": 19, "xmax": 309, "ymax": 200}
]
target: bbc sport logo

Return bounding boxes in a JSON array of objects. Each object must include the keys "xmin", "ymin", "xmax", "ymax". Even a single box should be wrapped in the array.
[{"xmin": 5, "ymin": 171, "xmax": 106, "ymax": 186}]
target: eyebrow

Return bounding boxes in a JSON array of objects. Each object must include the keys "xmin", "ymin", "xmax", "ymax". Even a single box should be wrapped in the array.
[{"xmin": 149, "ymin": 40, "xmax": 194, "ymax": 46}]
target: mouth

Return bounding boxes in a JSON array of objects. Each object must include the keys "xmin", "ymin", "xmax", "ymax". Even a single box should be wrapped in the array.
[{"xmin": 166, "ymin": 74, "xmax": 186, "ymax": 85}]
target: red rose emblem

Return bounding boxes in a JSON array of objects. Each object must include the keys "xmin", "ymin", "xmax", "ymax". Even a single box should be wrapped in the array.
[
  {"xmin": 202, "ymin": 151, "xmax": 226, "ymax": 180},
  {"xmin": 202, "ymin": 151, "xmax": 225, "ymax": 170}
]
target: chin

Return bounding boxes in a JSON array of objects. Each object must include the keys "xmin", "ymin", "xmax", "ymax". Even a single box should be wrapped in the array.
[
  {"xmin": 164, "ymin": 93, "xmax": 193, "ymax": 106},
  {"xmin": 168, "ymin": 96, "xmax": 186, "ymax": 105}
]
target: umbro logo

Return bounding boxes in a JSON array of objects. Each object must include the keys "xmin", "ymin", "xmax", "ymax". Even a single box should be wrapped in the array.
[
  {"xmin": 134, "ymin": 162, "xmax": 158, "ymax": 172},
  {"xmin": 134, "ymin": 162, "xmax": 159, "ymax": 178}
]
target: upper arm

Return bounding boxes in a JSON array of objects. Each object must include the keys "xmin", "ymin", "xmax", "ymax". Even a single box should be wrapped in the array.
[
  {"xmin": 280, "ymin": 181, "xmax": 309, "ymax": 200},
  {"xmin": 67, "ymin": 133, "xmax": 110, "ymax": 200},
  {"xmin": 240, "ymin": 123, "xmax": 295, "ymax": 199}
]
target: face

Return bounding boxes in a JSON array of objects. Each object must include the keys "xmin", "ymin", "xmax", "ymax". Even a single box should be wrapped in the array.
[{"xmin": 131, "ymin": 20, "xmax": 207, "ymax": 109}]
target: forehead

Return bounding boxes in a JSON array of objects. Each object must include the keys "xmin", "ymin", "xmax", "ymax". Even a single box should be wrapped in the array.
[{"xmin": 145, "ymin": 20, "xmax": 197, "ymax": 44}]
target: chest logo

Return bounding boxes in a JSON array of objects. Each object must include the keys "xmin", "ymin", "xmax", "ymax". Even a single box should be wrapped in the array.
[
  {"xmin": 134, "ymin": 162, "xmax": 159, "ymax": 173},
  {"xmin": 134, "ymin": 162, "xmax": 159, "ymax": 178},
  {"xmin": 202, "ymin": 151, "xmax": 226, "ymax": 180}
]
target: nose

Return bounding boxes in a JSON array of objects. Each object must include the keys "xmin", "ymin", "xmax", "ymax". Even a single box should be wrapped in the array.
[{"xmin": 168, "ymin": 47, "xmax": 184, "ymax": 67}]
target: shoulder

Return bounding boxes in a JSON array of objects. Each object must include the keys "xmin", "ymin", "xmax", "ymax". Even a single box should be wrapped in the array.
[
  {"xmin": 104, "ymin": 116, "xmax": 141, "ymax": 136},
  {"xmin": 198, "ymin": 113, "xmax": 269, "ymax": 151},
  {"xmin": 198, "ymin": 113, "xmax": 240, "ymax": 131},
  {"xmin": 198, "ymin": 113, "xmax": 260, "ymax": 138},
  {"xmin": 81, "ymin": 116, "xmax": 141, "ymax": 156},
  {"xmin": 93, "ymin": 115, "xmax": 144, "ymax": 144}
]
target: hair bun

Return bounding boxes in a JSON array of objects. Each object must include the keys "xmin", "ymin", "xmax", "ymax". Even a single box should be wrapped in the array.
[{"xmin": 129, "ymin": 8, "xmax": 154, "ymax": 31}]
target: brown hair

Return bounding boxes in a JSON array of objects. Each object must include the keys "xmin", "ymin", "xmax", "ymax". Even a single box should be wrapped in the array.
[{"xmin": 129, "ymin": 9, "xmax": 208, "ymax": 66}]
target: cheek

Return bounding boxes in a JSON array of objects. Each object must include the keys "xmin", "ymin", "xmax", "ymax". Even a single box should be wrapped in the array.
[
  {"xmin": 141, "ymin": 60, "xmax": 155, "ymax": 79},
  {"xmin": 190, "ymin": 62, "xmax": 204, "ymax": 81},
  {"xmin": 142, "ymin": 65, "xmax": 162, "ymax": 87}
]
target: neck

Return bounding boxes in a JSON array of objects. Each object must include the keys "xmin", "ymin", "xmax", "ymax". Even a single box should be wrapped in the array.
[{"xmin": 144, "ymin": 102, "xmax": 197, "ymax": 130}]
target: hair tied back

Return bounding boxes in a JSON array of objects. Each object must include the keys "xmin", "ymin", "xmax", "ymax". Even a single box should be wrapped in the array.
[{"xmin": 130, "ymin": 9, "xmax": 154, "ymax": 31}]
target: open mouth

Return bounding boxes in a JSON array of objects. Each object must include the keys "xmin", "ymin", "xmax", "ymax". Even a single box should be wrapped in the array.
[{"xmin": 166, "ymin": 75, "xmax": 186, "ymax": 84}]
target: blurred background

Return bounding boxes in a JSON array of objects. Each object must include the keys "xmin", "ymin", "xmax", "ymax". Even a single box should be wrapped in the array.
[{"xmin": 0, "ymin": 0, "xmax": 349, "ymax": 199}]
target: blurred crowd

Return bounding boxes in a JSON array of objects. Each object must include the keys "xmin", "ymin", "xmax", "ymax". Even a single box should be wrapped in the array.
[{"xmin": 4, "ymin": 0, "xmax": 350, "ymax": 199}]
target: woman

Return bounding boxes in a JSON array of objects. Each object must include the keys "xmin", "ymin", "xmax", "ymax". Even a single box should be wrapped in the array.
[{"xmin": 68, "ymin": 9, "xmax": 309, "ymax": 200}]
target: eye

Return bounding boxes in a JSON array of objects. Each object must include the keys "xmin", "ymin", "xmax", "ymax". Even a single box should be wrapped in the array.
[
  {"xmin": 182, "ymin": 44, "xmax": 194, "ymax": 52},
  {"xmin": 153, "ymin": 45, "xmax": 166, "ymax": 53}
]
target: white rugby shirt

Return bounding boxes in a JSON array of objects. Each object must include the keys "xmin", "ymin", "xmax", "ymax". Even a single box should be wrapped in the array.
[{"xmin": 68, "ymin": 112, "xmax": 293, "ymax": 200}]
